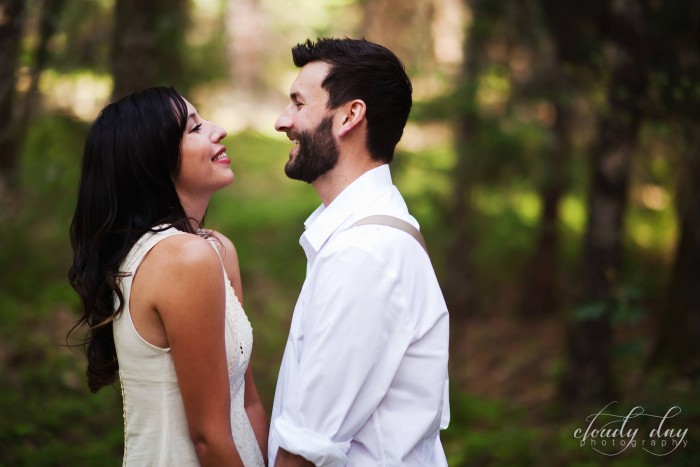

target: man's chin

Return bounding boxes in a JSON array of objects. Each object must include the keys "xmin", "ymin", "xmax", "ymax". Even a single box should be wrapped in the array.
[
  {"xmin": 284, "ymin": 162, "xmax": 314, "ymax": 184},
  {"xmin": 285, "ymin": 173, "xmax": 317, "ymax": 184}
]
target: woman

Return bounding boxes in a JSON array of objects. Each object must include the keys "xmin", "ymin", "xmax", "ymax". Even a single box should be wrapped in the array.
[{"xmin": 68, "ymin": 87, "xmax": 267, "ymax": 466}]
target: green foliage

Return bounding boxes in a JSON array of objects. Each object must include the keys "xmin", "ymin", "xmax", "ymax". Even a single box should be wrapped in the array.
[
  {"xmin": 0, "ymin": 331, "xmax": 124, "ymax": 465},
  {"xmin": 49, "ymin": 0, "xmax": 114, "ymax": 73},
  {"xmin": 571, "ymin": 286, "xmax": 645, "ymax": 324},
  {"xmin": 0, "ymin": 112, "xmax": 123, "ymax": 464},
  {"xmin": 0, "ymin": 114, "xmax": 84, "ymax": 304},
  {"xmin": 444, "ymin": 387, "xmax": 700, "ymax": 467},
  {"xmin": 572, "ymin": 301, "xmax": 607, "ymax": 321}
]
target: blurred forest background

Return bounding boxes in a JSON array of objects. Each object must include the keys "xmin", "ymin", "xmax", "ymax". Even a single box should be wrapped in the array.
[{"xmin": 1, "ymin": 0, "xmax": 699, "ymax": 465}]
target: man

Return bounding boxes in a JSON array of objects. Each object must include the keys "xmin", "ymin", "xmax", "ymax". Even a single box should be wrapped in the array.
[{"xmin": 269, "ymin": 37, "xmax": 450, "ymax": 466}]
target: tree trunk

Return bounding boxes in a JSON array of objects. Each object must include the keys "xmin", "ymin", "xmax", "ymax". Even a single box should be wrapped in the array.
[
  {"xmin": 13, "ymin": 0, "xmax": 65, "ymax": 166},
  {"xmin": 519, "ymin": 73, "xmax": 571, "ymax": 317},
  {"xmin": 445, "ymin": 0, "xmax": 493, "ymax": 317},
  {"xmin": 359, "ymin": 0, "xmax": 434, "ymax": 70},
  {"xmin": 651, "ymin": 123, "xmax": 700, "ymax": 375},
  {"xmin": 446, "ymin": 101, "xmax": 477, "ymax": 317},
  {"xmin": 226, "ymin": 0, "xmax": 264, "ymax": 93},
  {"xmin": 0, "ymin": 0, "xmax": 26, "ymax": 194},
  {"xmin": 560, "ymin": 49, "xmax": 647, "ymax": 404},
  {"xmin": 111, "ymin": 0, "xmax": 188, "ymax": 99}
]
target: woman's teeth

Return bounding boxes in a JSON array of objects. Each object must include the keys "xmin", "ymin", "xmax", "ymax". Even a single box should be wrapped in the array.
[{"xmin": 212, "ymin": 152, "xmax": 227, "ymax": 161}]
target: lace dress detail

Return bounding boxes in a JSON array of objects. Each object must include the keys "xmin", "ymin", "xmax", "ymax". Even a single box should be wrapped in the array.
[
  {"xmin": 113, "ymin": 227, "xmax": 264, "ymax": 466},
  {"xmin": 218, "ymin": 239, "xmax": 265, "ymax": 465}
]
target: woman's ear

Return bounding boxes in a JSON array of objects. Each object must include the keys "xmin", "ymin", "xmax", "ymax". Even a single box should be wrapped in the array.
[{"xmin": 338, "ymin": 99, "xmax": 366, "ymax": 137}]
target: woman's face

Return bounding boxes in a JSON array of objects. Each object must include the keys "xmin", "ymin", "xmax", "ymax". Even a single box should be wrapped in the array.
[{"xmin": 175, "ymin": 99, "xmax": 233, "ymax": 201}]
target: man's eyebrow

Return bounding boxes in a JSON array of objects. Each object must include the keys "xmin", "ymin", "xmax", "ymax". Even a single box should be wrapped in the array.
[{"xmin": 290, "ymin": 91, "xmax": 302, "ymax": 101}]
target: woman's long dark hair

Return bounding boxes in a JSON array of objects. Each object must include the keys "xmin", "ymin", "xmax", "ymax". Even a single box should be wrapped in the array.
[{"xmin": 68, "ymin": 87, "xmax": 197, "ymax": 393}]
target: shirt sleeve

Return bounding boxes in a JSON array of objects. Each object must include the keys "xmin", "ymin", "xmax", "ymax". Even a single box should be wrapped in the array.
[{"xmin": 272, "ymin": 245, "xmax": 413, "ymax": 466}]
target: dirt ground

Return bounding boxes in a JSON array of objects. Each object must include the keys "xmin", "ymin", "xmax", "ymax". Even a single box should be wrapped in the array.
[{"xmin": 450, "ymin": 314, "xmax": 565, "ymax": 411}]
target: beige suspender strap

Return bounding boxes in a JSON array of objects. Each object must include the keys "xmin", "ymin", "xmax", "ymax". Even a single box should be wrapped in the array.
[{"xmin": 351, "ymin": 215, "xmax": 429, "ymax": 255}]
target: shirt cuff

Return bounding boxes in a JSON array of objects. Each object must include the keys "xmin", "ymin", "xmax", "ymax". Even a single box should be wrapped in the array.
[
  {"xmin": 440, "ymin": 379, "xmax": 450, "ymax": 429},
  {"xmin": 273, "ymin": 417, "xmax": 351, "ymax": 467}
]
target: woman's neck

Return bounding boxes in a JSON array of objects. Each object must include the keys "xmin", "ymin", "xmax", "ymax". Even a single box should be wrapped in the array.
[{"xmin": 177, "ymin": 194, "xmax": 209, "ymax": 230}]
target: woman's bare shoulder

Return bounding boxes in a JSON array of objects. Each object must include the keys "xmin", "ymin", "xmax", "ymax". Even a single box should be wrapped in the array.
[{"xmin": 148, "ymin": 232, "xmax": 221, "ymax": 272}]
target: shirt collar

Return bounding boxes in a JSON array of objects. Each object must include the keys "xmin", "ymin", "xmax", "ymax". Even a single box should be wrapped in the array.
[{"xmin": 301, "ymin": 164, "xmax": 393, "ymax": 255}]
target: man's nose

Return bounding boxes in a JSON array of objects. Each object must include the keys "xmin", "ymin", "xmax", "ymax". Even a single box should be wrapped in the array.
[{"xmin": 274, "ymin": 107, "xmax": 292, "ymax": 132}]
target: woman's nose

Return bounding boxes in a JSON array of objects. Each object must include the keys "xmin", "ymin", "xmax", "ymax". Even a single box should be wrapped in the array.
[{"xmin": 211, "ymin": 122, "xmax": 227, "ymax": 142}]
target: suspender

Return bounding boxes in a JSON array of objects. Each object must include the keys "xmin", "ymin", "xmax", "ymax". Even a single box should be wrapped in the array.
[{"xmin": 351, "ymin": 215, "xmax": 429, "ymax": 255}]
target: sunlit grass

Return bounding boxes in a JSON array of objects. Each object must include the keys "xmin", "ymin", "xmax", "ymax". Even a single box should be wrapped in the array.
[
  {"xmin": 560, "ymin": 195, "xmax": 587, "ymax": 234},
  {"xmin": 40, "ymin": 70, "xmax": 112, "ymax": 121},
  {"xmin": 627, "ymin": 206, "xmax": 677, "ymax": 255},
  {"xmin": 473, "ymin": 187, "xmax": 541, "ymax": 227},
  {"xmin": 478, "ymin": 65, "xmax": 512, "ymax": 115}
]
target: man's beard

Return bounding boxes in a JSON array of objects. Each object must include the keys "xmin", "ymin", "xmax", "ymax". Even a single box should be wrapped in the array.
[{"xmin": 285, "ymin": 115, "xmax": 339, "ymax": 183}]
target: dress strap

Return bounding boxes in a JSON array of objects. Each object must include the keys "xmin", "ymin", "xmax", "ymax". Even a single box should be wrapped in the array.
[{"xmin": 122, "ymin": 226, "xmax": 186, "ymax": 276}]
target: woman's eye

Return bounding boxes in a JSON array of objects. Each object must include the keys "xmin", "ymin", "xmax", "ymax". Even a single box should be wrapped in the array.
[{"xmin": 189, "ymin": 123, "xmax": 203, "ymax": 133}]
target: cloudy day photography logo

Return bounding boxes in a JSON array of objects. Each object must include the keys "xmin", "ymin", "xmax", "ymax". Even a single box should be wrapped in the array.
[{"xmin": 573, "ymin": 401, "xmax": 689, "ymax": 457}]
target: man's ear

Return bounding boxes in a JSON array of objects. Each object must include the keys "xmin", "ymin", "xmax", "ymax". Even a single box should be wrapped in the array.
[{"xmin": 338, "ymin": 99, "xmax": 366, "ymax": 137}]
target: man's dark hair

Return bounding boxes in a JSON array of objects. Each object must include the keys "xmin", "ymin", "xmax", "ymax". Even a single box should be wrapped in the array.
[{"xmin": 291, "ymin": 37, "xmax": 412, "ymax": 163}]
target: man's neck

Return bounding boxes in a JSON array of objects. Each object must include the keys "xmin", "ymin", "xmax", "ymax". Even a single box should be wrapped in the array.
[{"xmin": 313, "ymin": 159, "xmax": 384, "ymax": 207}]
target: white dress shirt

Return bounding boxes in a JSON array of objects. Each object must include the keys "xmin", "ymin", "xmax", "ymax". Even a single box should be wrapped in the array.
[{"xmin": 269, "ymin": 165, "xmax": 450, "ymax": 466}]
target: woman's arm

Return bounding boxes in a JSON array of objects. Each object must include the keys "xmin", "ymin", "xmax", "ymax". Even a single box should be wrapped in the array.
[
  {"xmin": 148, "ymin": 235, "xmax": 243, "ymax": 466},
  {"xmin": 211, "ymin": 230, "xmax": 269, "ymax": 460},
  {"xmin": 245, "ymin": 358, "xmax": 269, "ymax": 462},
  {"xmin": 275, "ymin": 449, "xmax": 314, "ymax": 467}
]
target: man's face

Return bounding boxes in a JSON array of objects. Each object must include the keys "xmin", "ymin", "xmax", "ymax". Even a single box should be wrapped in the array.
[{"xmin": 275, "ymin": 61, "xmax": 339, "ymax": 183}]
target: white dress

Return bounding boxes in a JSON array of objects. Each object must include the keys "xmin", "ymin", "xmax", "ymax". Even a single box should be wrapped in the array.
[{"xmin": 113, "ymin": 226, "xmax": 264, "ymax": 466}]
